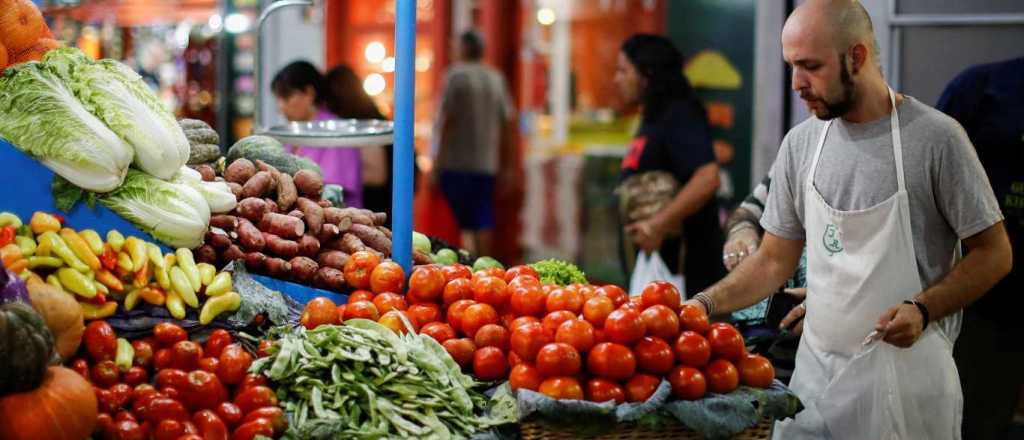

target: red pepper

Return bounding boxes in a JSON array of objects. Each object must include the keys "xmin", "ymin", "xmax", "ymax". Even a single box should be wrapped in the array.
[
  {"xmin": 51, "ymin": 213, "xmax": 65, "ymax": 225},
  {"xmin": 100, "ymin": 245, "xmax": 118, "ymax": 271},
  {"xmin": 88, "ymin": 292, "xmax": 108, "ymax": 305},
  {"xmin": 0, "ymin": 226, "xmax": 15, "ymax": 247}
]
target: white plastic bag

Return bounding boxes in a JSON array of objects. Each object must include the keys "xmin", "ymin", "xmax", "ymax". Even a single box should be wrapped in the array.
[
  {"xmin": 628, "ymin": 251, "xmax": 684, "ymax": 296},
  {"xmin": 816, "ymin": 329, "xmax": 962, "ymax": 440}
]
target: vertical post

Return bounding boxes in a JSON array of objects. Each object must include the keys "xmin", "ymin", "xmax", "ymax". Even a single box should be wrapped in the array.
[{"xmin": 392, "ymin": 0, "xmax": 416, "ymax": 273}]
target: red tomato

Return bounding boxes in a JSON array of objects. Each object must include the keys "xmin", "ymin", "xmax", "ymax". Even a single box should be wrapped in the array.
[
  {"xmin": 95, "ymin": 388, "xmax": 117, "ymax": 414},
  {"xmin": 257, "ymin": 340, "xmax": 275, "ymax": 358},
  {"xmin": 504, "ymin": 265, "xmax": 540, "ymax": 282},
  {"xmin": 215, "ymin": 402, "xmax": 244, "ymax": 428},
  {"xmin": 441, "ymin": 264, "xmax": 473, "ymax": 282},
  {"xmin": 510, "ymin": 316, "xmax": 540, "ymax": 331},
  {"xmin": 509, "ymin": 363, "xmax": 542, "ymax": 391},
  {"xmin": 91, "ymin": 360, "xmax": 120, "ymax": 387},
  {"xmin": 593, "ymin": 328, "xmax": 608, "ymax": 344},
  {"xmin": 446, "ymin": 299, "xmax": 477, "ymax": 335},
  {"xmin": 84, "ymin": 320, "xmax": 118, "ymax": 362},
  {"xmin": 634, "ymin": 336, "xmax": 675, "ymax": 374},
  {"xmin": 595, "ymin": 285, "xmax": 628, "ymax": 307},
  {"xmin": 535, "ymin": 342, "xmax": 582, "ymax": 378},
  {"xmin": 509, "ymin": 284, "xmax": 546, "ymax": 317},
  {"xmin": 408, "ymin": 303, "xmax": 442, "ymax": 326},
  {"xmin": 343, "ymin": 251, "xmax": 381, "ymax": 290},
  {"xmin": 301, "ymin": 297, "xmax": 339, "ymax": 329},
  {"xmin": 236, "ymin": 375, "xmax": 270, "ymax": 395},
  {"xmin": 508, "ymin": 351, "xmax": 524, "ymax": 367},
  {"xmin": 442, "ymin": 338, "xmax": 477, "ymax": 369},
  {"xmin": 378, "ymin": 310, "xmax": 418, "ymax": 334},
  {"xmin": 472, "ymin": 347, "xmax": 508, "ymax": 381},
  {"xmin": 132, "ymin": 384, "xmax": 158, "ymax": 404},
  {"xmin": 538, "ymin": 377, "xmax": 584, "ymax": 400},
  {"xmin": 640, "ymin": 304, "xmax": 680, "ymax": 340},
  {"xmin": 737, "ymin": 354, "xmax": 775, "ymax": 388},
  {"xmin": 674, "ymin": 331, "xmax": 712, "ymax": 367},
  {"xmin": 508, "ymin": 274, "xmax": 541, "ymax": 291},
  {"xmin": 707, "ymin": 323, "xmax": 746, "ymax": 362},
  {"xmin": 347, "ymin": 290, "xmax": 375, "ymax": 304},
  {"xmin": 153, "ymin": 419, "xmax": 186, "ymax": 440},
  {"xmin": 230, "ymin": 418, "xmax": 274, "ymax": 440},
  {"xmin": 153, "ymin": 322, "xmax": 188, "ymax": 347},
  {"xmin": 243, "ymin": 407, "xmax": 288, "ymax": 435},
  {"xmin": 191, "ymin": 410, "xmax": 229, "ymax": 440},
  {"xmin": 171, "ymin": 341, "xmax": 203, "ymax": 371},
  {"xmin": 625, "ymin": 374, "xmax": 661, "ymax": 402},
  {"xmin": 474, "ymin": 267, "xmax": 506, "ymax": 280},
  {"xmin": 203, "ymin": 329, "xmax": 233, "ymax": 359},
  {"xmin": 541, "ymin": 310, "xmax": 577, "ymax": 338},
  {"xmin": 586, "ymin": 378, "xmax": 626, "ymax": 403},
  {"xmin": 131, "ymin": 340, "xmax": 154, "ymax": 368},
  {"xmin": 582, "ymin": 296, "xmax": 615, "ymax": 328},
  {"xmin": 604, "ymin": 309, "xmax": 646, "ymax": 345},
  {"xmin": 555, "ymin": 319, "xmax": 596, "ymax": 353},
  {"xmin": 372, "ymin": 292, "xmax": 409, "ymax": 313},
  {"xmin": 160, "ymin": 386, "xmax": 181, "ymax": 400},
  {"xmin": 587, "ymin": 343, "xmax": 636, "ymax": 381},
  {"xmin": 142, "ymin": 397, "xmax": 189, "ymax": 424},
  {"xmin": 471, "ymin": 275, "xmax": 510, "ymax": 307},
  {"xmin": 545, "ymin": 288, "xmax": 583, "ymax": 314},
  {"xmin": 419, "ymin": 322, "xmax": 456, "ymax": 343},
  {"xmin": 679, "ymin": 304, "xmax": 711, "ymax": 334},
  {"xmin": 335, "ymin": 305, "xmax": 347, "ymax": 322},
  {"xmin": 153, "ymin": 348, "xmax": 173, "ymax": 370},
  {"xmin": 500, "ymin": 311, "xmax": 518, "ymax": 329},
  {"xmin": 216, "ymin": 344, "xmax": 253, "ymax": 386},
  {"xmin": 442, "ymin": 278, "xmax": 474, "ymax": 307},
  {"xmin": 109, "ymin": 383, "xmax": 133, "ymax": 410},
  {"xmin": 124, "ymin": 366, "xmax": 149, "ymax": 386},
  {"xmin": 370, "ymin": 261, "xmax": 405, "ymax": 294},
  {"xmin": 510, "ymin": 321, "xmax": 552, "ymax": 362},
  {"xmin": 70, "ymin": 358, "xmax": 89, "ymax": 379},
  {"xmin": 233, "ymin": 386, "xmax": 278, "ymax": 414},
  {"xmin": 668, "ymin": 366, "xmax": 707, "ymax": 400},
  {"xmin": 107, "ymin": 419, "xmax": 145, "ymax": 440},
  {"xmin": 474, "ymin": 324, "xmax": 510, "ymax": 352},
  {"xmin": 198, "ymin": 357, "xmax": 220, "ymax": 373},
  {"xmin": 461, "ymin": 303, "xmax": 499, "ymax": 338},
  {"xmin": 409, "ymin": 265, "xmax": 446, "ymax": 301},
  {"xmin": 705, "ymin": 359, "xmax": 740, "ymax": 394},
  {"xmin": 344, "ymin": 300, "xmax": 380, "ymax": 321},
  {"xmin": 641, "ymin": 281, "xmax": 681, "ymax": 311},
  {"xmin": 182, "ymin": 370, "xmax": 229, "ymax": 411}
]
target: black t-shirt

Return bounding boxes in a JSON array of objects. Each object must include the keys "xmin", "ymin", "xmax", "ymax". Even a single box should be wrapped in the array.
[{"xmin": 620, "ymin": 100, "xmax": 724, "ymax": 294}]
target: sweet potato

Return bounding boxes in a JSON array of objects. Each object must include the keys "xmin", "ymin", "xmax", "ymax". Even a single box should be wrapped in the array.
[
  {"xmin": 196, "ymin": 245, "xmax": 218, "ymax": 265},
  {"xmin": 244, "ymin": 252, "xmax": 267, "ymax": 272},
  {"xmin": 295, "ymin": 198, "xmax": 324, "ymax": 235},
  {"xmin": 338, "ymin": 233, "xmax": 368, "ymax": 255},
  {"xmin": 225, "ymin": 158, "xmax": 256, "ymax": 184},
  {"xmin": 323, "ymin": 207, "xmax": 370, "ymax": 227},
  {"xmin": 287, "ymin": 210, "xmax": 304, "ymax": 220},
  {"xmin": 264, "ymin": 234, "xmax": 299, "ymax": 258},
  {"xmin": 227, "ymin": 182, "xmax": 244, "ymax": 198},
  {"xmin": 222, "ymin": 245, "xmax": 245, "ymax": 264},
  {"xmin": 298, "ymin": 235, "xmax": 320, "ymax": 258},
  {"xmin": 205, "ymin": 230, "xmax": 232, "ymax": 250},
  {"xmin": 242, "ymin": 171, "xmax": 274, "ymax": 199},
  {"xmin": 293, "ymin": 169, "xmax": 324, "ymax": 198},
  {"xmin": 210, "ymin": 215, "xmax": 240, "ymax": 231},
  {"xmin": 276, "ymin": 173, "xmax": 298, "ymax": 212},
  {"xmin": 413, "ymin": 250, "xmax": 433, "ymax": 265},
  {"xmin": 313, "ymin": 267, "xmax": 346, "ymax": 292},
  {"xmin": 318, "ymin": 200, "xmax": 333, "ymax": 208},
  {"xmin": 237, "ymin": 220, "xmax": 265, "ymax": 252},
  {"xmin": 258, "ymin": 213, "xmax": 305, "ymax": 239},
  {"xmin": 349, "ymin": 224, "xmax": 391, "ymax": 254},
  {"xmin": 372, "ymin": 212, "xmax": 387, "ymax": 226},
  {"xmin": 236, "ymin": 198, "xmax": 269, "ymax": 223},
  {"xmin": 264, "ymin": 198, "xmax": 280, "ymax": 214},
  {"xmin": 194, "ymin": 164, "xmax": 216, "ymax": 182},
  {"xmin": 377, "ymin": 226, "xmax": 392, "ymax": 239},
  {"xmin": 317, "ymin": 251, "xmax": 350, "ymax": 270},
  {"xmin": 263, "ymin": 257, "xmax": 291, "ymax": 277},
  {"xmin": 289, "ymin": 257, "xmax": 318, "ymax": 283},
  {"xmin": 255, "ymin": 160, "xmax": 282, "ymax": 185},
  {"xmin": 337, "ymin": 216, "xmax": 353, "ymax": 233},
  {"xmin": 317, "ymin": 224, "xmax": 340, "ymax": 243}
]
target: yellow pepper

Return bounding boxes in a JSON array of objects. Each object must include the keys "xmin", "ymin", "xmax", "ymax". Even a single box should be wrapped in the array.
[
  {"xmin": 124, "ymin": 236, "xmax": 147, "ymax": 272},
  {"xmin": 165, "ymin": 253, "xmax": 177, "ymax": 268},
  {"xmin": 0, "ymin": 212, "xmax": 23, "ymax": 228},
  {"xmin": 139, "ymin": 286, "xmax": 167, "ymax": 306},
  {"xmin": 6, "ymin": 258, "xmax": 27, "ymax": 274},
  {"xmin": 199, "ymin": 291, "xmax": 241, "ymax": 325},
  {"xmin": 116, "ymin": 251, "xmax": 133, "ymax": 272},
  {"xmin": 26, "ymin": 256, "xmax": 63, "ymax": 269},
  {"xmin": 95, "ymin": 269, "xmax": 124, "ymax": 293},
  {"xmin": 197, "ymin": 263, "xmax": 216, "ymax": 287},
  {"xmin": 165, "ymin": 289, "xmax": 186, "ymax": 319},
  {"xmin": 1, "ymin": 244, "xmax": 23, "ymax": 268},
  {"xmin": 124, "ymin": 288, "xmax": 141, "ymax": 311},
  {"xmin": 154, "ymin": 263, "xmax": 171, "ymax": 291},
  {"xmin": 106, "ymin": 230, "xmax": 125, "ymax": 253},
  {"xmin": 133, "ymin": 261, "xmax": 152, "ymax": 288},
  {"xmin": 80, "ymin": 301, "xmax": 118, "ymax": 320},
  {"xmin": 175, "ymin": 248, "xmax": 201, "ymax": 292},
  {"xmin": 60, "ymin": 228, "xmax": 101, "ymax": 271},
  {"xmin": 38, "ymin": 232, "xmax": 89, "ymax": 272},
  {"xmin": 146, "ymin": 243, "xmax": 165, "ymax": 270},
  {"xmin": 57, "ymin": 267, "xmax": 96, "ymax": 298},
  {"xmin": 29, "ymin": 212, "xmax": 61, "ymax": 235},
  {"xmin": 205, "ymin": 272, "xmax": 233, "ymax": 297},
  {"xmin": 169, "ymin": 266, "xmax": 199, "ymax": 308},
  {"xmin": 14, "ymin": 236, "xmax": 36, "ymax": 257},
  {"xmin": 35, "ymin": 235, "xmax": 52, "ymax": 257},
  {"xmin": 79, "ymin": 229, "xmax": 104, "ymax": 255},
  {"xmin": 46, "ymin": 274, "xmax": 62, "ymax": 290},
  {"xmin": 94, "ymin": 280, "xmax": 109, "ymax": 295}
]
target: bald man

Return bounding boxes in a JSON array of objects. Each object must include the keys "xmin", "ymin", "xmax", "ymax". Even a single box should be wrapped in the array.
[{"xmin": 682, "ymin": 1, "xmax": 1011, "ymax": 438}]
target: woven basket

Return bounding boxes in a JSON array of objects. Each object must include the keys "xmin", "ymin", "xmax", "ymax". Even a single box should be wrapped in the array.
[{"xmin": 519, "ymin": 416, "xmax": 774, "ymax": 440}]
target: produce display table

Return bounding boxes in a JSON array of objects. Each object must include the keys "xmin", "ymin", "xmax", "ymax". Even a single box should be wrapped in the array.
[{"xmin": 519, "ymin": 417, "xmax": 774, "ymax": 440}]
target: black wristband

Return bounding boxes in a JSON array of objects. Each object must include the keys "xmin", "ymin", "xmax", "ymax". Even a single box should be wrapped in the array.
[{"xmin": 903, "ymin": 300, "xmax": 929, "ymax": 331}]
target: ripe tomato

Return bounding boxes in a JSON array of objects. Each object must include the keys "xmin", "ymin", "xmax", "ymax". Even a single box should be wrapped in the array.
[
  {"xmin": 641, "ymin": 281, "xmax": 681, "ymax": 311},
  {"xmin": 407, "ymin": 302, "xmax": 440, "ymax": 327},
  {"xmin": 579, "ymin": 285, "xmax": 597, "ymax": 302},
  {"xmin": 593, "ymin": 328, "xmax": 608, "ymax": 344},
  {"xmin": 446, "ymin": 299, "xmax": 477, "ymax": 334},
  {"xmin": 508, "ymin": 274, "xmax": 541, "ymax": 290},
  {"xmin": 737, "ymin": 354, "xmax": 775, "ymax": 388},
  {"xmin": 504, "ymin": 265, "xmax": 540, "ymax": 283},
  {"xmin": 582, "ymin": 296, "xmax": 614, "ymax": 328},
  {"xmin": 625, "ymin": 374, "xmax": 661, "ymax": 402},
  {"xmin": 461, "ymin": 303, "xmax": 499, "ymax": 338},
  {"xmin": 634, "ymin": 336, "xmax": 675, "ymax": 374},
  {"xmin": 510, "ymin": 321, "xmax": 552, "ymax": 362},
  {"xmin": 153, "ymin": 348, "xmax": 173, "ymax": 370},
  {"xmin": 500, "ymin": 311, "xmax": 518, "ymax": 329},
  {"xmin": 679, "ymin": 304, "xmax": 711, "ymax": 334},
  {"xmin": 474, "ymin": 267, "xmax": 506, "ymax": 280},
  {"xmin": 541, "ymin": 310, "xmax": 577, "ymax": 338},
  {"xmin": 668, "ymin": 366, "xmax": 706, "ymax": 400},
  {"xmin": 109, "ymin": 383, "xmax": 133, "ymax": 410},
  {"xmin": 153, "ymin": 419, "xmax": 185, "ymax": 440},
  {"xmin": 108, "ymin": 420, "xmax": 145, "ymax": 440},
  {"xmin": 153, "ymin": 322, "xmax": 188, "ymax": 348},
  {"xmin": 586, "ymin": 343, "xmax": 636, "ymax": 381},
  {"xmin": 216, "ymin": 343, "xmax": 252, "ymax": 386},
  {"xmin": 198, "ymin": 357, "xmax": 219, "ymax": 373},
  {"xmin": 142, "ymin": 397, "xmax": 189, "ymax": 424},
  {"xmin": 586, "ymin": 378, "xmax": 626, "ymax": 403},
  {"xmin": 508, "ymin": 351, "xmax": 524, "ymax": 367},
  {"xmin": 442, "ymin": 278, "xmax": 474, "ymax": 307},
  {"xmin": 370, "ymin": 261, "xmax": 405, "ymax": 294},
  {"xmin": 257, "ymin": 340, "xmax": 274, "ymax": 358},
  {"xmin": 545, "ymin": 288, "xmax": 583, "ymax": 314},
  {"xmin": 348, "ymin": 290, "xmax": 375, "ymax": 304},
  {"xmin": 237, "ymin": 374, "xmax": 270, "ymax": 395},
  {"xmin": 204, "ymin": 329, "xmax": 233, "ymax": 359},
  {"xmin": 230, "ymin": 418, "xmax": 274, "ymax": 440},
  {"xmin": 84, "ymin": 320, "xmax": 118, "ymax": 362},
  {"xmin": 132, "ymin": 340, "xmax": 155, "ymax": 368},
  {"xmin": 132, "ymin": 384, "xmax": 158, "ymax": 404},
  {"xmin": 555, "ymin": 319, "xmax": 596, "ymax": 353},
  {"xmin": 233, "ymin": 385, "xmax": 279, "ymax": 414},
  {"xmin": 171, "ymin": 340, "xmax": 203, "ymax": 371},
  {"xmin": 509, "ymin": 284, "xmax": 546, "ymax": 317},
  {"xmin": 707, "ymin": 323, "xmax": 746, "ymax": 362},
  {"xmin": 301, "ymin": 297, "xmax": 339, "ymax": 329},
  {"xmin": 705, "ymin": 359, "xmax": 740, "ymax": 394},
  {"xmin": 409, "ymin": 265, "xmax": 446, "ymax": 301},
  {"xmin": 474, "ymin": 324, "xmax": 511, "ymax": 352},
  {"xmin": 243, "ymin": 407, "xmax": 288, "ymax": 435},
  {"xmin": 472, "ymin": 275, "xmax": 510, "ymax": 307},
  {"xmin": 344, "ymin": 300, "xmax": 380, "ymax": 321},
  {"xmin": 335, "ymin": 305, "xmax": 347, "ymax": 321},
  {"xmin": 215, "ymin": 402, "xmax": 244, "ymax": 428},
  {"xmin": 373, "ymin": 292, "xmax": 408, "ymax": 313},
  {"xmin": 538, "ymin": 377, "xmax": 584, "ymax": 400},
  {"xmin": 441, "ymin": 264, "xmax": 473, "ymax": 282},
  {"xmin": 509, "ymin": 363, "xmax": 542, "ymax": 391},
  {"xmin": 472, "ymin": 347, "xmax": 508, "ymax": 381},
  {"xmin": 91, "ymin": 360, "xmax": 120, "ymax": 387},
  {"xmin": 378, "ymin": 310, "xmax": 417, "ymax": 334},
  {"xmin": 156, "ymin": 369, "xmax": 188, "ymax": 390},
  {"xmin": 443, "ymin": 338, "xmax": 477, "ymax": 369},
  {"xmin": 182, "ymin": 370, "xmax": 229, "ymax": 411},
  {"xmin": 535, "ymin": 342, "xmax": 582, "ymax": 378},
  {"xmin": 640, "ymin": 304, "xmax": 680, "ymax": 340},
  {"xmin": 510, "ymin": 316, "xmax": 540, "ymax": 331},
  {"xmin": 192, "ymin": 410, "xmax": 229, "ymax": 439},
  {"xmin": 595, "ymin": 285, "xmax": 628, "ymax": 307},
  {"xmin": 674, "ymin": 331, "xmax": 711, "ymax": 367},
  {"xmin": 604, "ymin": 308, "xmax": 646, "ymax": 345},
  {"xmin": 420, "ymin": 322, "xmax": 457, "ymax": 343},
  {"xmin": 124, "ymin": 366, "xmax": 149, "ymax": 386},
  {"xmin": 343, "ymin": 251, "xmax": 381, "ymax": 290}
]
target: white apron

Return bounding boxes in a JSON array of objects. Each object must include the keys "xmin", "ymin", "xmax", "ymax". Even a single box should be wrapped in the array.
[{"xmin": 772, "ymin": 90, "xmax": 963, "ymax": 440}]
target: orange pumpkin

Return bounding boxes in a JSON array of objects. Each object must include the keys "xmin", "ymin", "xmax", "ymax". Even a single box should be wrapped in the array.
[
  {"xmin": 0, "ymin": 40, "xmax": 8, "ymax": 71},
  {"xmin": 0, "ymin": 0, "xmax": 49, "ymax": 54},
  {"xmin": 10, "ymin": 38, "xmax": 61, "ymax": 66},
  {"xmin": 0, "ymin": 366, "xmax": 97, "ymax": 440}
]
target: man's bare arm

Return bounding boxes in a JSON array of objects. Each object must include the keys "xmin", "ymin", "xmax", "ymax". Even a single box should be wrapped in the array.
[{"xmin": 690, "ymin": 232, "xmax": 805, "ymax": 315}]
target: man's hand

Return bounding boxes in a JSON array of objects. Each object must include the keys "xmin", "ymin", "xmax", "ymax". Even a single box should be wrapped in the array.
[
  {"xmin": 875, "ymin": 303, "xmax": 925, "ymax": 348},
  {"xmin": 723, "ymin": 225, "xmax": 761, "ymax": 271},
  {"xmin": 626, "ymin": 219, "xmax": 667, "ymax": 254},
  {"xmin": 778, "ymin": 288, "xmax": 806, "ymax": 335},
  {"xmin": 682, "ymin": 299, "xmax": 706, "ymax": 315}
]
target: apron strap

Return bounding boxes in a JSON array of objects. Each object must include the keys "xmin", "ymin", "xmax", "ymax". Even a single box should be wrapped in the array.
[
  {"xmin": 806, "ymin": 120, "xmax": 833, "ymax": 189},
  {"xmin": 887, "ymin": 88, "xmax": 906, "ymax": 193}
]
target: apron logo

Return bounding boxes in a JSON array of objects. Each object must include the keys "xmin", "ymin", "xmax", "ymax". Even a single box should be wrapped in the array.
[{"xmin": 823, "ymin": 224, "xmax": 843, "ymax": 256}]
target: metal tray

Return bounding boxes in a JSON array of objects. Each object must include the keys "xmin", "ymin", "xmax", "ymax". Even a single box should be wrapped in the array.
[{"xmin": 258, "ymin": 119, "xmax": 394, "ymax": 148}]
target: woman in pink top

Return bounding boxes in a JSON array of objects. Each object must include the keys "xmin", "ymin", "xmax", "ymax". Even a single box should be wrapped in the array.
[{"xmin": 271, "ymin": 61, "xmax": 364, "ymax": 208}]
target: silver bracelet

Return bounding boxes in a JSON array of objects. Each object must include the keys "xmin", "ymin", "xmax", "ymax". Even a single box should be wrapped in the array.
[
  {"xmin": 728, "ymin": 221, "xmax": 757, "ymax": 236},
  {"xmin": 693, "ymin": 292, "xmax": 716, "ymax": 316}
]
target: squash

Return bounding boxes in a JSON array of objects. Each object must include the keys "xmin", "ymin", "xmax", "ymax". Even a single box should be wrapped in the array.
[
  {"xmin": 0, "ymin": 0, "xmax": 48, "ymax": 54},
  {"xmin": 0, "ymin": 40, "xmax": 8, "ymax": 71},
  {"xmin": 227, "ymin": 135, "xmax": 323, "ymax": 175},
  {"xmin": 9, "ymin": 38, "xmax": 61, "ymax": 66},
  {"xmin": 0, "ymin": 366, "xmax": 97, "ymax": 440},
  {"xmin": 0, "ymin": 301, "xmax": 54, "ymax": 393},
  {"xmin": 27, "ymin": 278, "xmax": 84, "ymax": 362}
]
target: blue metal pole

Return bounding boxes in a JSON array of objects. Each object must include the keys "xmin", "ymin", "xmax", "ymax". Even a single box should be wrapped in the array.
[{"xmin": 392, "ymin": 0, "xmax": 416, "ymax": 273}]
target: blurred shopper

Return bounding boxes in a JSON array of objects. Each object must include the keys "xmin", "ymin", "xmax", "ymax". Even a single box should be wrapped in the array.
[
  {"xmin": 937, "ymin": 56, "xmax": 1024, "ymax": 440},
  {"xmin": 325, "ymin": 65, "xmax": 392, "ymax": 221},
  {"xmin": 430, "ymin": 30, "xmax": 515, "ymax": 256},
  {"xmin": 615, "ymin": 33, "xmax": 724, "ymax": 297},
  {"xmin": 271, "ymin": 61, "xmax": 364, "ymax": 208}
]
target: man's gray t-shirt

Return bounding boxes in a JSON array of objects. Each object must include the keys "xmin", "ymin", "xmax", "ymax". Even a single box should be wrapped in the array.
[
  {"xmin": 761, "ymin": 96, "xmax": 1003, "ymax": 289},
  {"xmin": 434, "ymin": 62, "xmax": 513, "ymax": 175}
]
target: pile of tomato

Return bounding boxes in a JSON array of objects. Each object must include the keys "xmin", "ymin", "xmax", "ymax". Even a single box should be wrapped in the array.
[
  {"xmin": 71, "ymin": 321, "xmax": 285, "ymax": 440},
  {"xmin": 298, "ymin": 251, "xmax": 775, "ymax": 404}
]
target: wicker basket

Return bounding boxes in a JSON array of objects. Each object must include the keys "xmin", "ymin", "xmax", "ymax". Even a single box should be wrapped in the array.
[{"xmin": 519, "ymin": 416, "xmax": 774, "ymax": 440}]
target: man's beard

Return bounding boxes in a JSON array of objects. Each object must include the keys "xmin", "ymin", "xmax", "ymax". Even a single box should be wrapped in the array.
[{"xmin": 803, "ymin": 54, "xmax": 856, "ymax": 120}]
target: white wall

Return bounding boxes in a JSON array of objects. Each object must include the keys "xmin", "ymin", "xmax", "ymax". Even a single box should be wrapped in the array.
[{"xmin": 259, "ymin": 1, "xmax": 325, "ymax": 128}]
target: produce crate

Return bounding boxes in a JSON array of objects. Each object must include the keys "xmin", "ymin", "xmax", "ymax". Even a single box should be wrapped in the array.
[{"xmin": 519, "ymin": 416, "xmax": 774, "ymax": 440}]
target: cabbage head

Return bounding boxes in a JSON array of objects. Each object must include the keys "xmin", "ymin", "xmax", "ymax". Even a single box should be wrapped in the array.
[{"xmin": 100, "ymin": 169, "xmax": 210, "ymax": 248}]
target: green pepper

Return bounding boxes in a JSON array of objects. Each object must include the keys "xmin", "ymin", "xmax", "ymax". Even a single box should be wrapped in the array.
[
  {"xmin": 115, "ymin": 338, "xmax": 134, "ymax": 372},
  {"xmin": 27, "ymin": 256, "xmax": 64, "ymax": 269},
  {"xmin": 15, "ymin": 236, "xmax": 36, "ymax": 257},
  {"xmin": 38, "ymin": 231, "xmax": 89, "ymax": 272}
]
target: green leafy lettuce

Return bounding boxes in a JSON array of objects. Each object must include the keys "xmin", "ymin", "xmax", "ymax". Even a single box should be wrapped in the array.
[{"xmin": 100, "ymin": 169, "xmax": 210, "ymax": 248}]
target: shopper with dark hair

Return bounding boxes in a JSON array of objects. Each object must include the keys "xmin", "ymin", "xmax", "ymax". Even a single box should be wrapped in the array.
[
  {"xmin": 271, "ymin": 60, "xmax": 364, "ymax": 208},
  {"xmin": 615, "ymin": 33, "xmax": 725, "ymax": 297}
]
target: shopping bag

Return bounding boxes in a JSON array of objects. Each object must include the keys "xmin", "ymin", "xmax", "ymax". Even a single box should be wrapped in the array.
[
  {"xmin": 816, "ymin": 329, "xmax": 962, "ymax": 440},
  {"xmin": 628, "ymin": 251, "xmax": 684, "ymax": 296}
]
